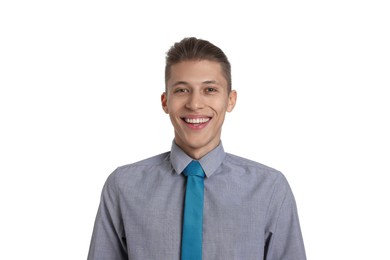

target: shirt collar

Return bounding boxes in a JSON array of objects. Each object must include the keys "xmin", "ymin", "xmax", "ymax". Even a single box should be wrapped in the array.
[{"xmin": 170, "ymin": 141, "xmax": 226, "ymax": 178}]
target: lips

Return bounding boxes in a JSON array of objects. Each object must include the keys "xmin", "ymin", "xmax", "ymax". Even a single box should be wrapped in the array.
[
  {"xmin": 183, "ymin": 117, "xmax": 210, "ymax": 124},
  {"xmin": 181, "ymin": 116, "xmax": 211, "ymax": 129}
]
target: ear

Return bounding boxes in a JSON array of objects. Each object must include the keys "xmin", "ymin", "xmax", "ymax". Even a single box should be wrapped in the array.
[
  {"xmin": 161, "ymin": 92, "xmax": 169, "ymax": 114},
  {"xmin": 227, "ymin": 90, "xmax": 237, "ymax": 112}
]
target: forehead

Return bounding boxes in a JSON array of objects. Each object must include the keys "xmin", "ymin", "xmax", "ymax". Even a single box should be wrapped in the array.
[{"xmin": 168, "ymin": 60, "xmax": 226, "ymax": 86}]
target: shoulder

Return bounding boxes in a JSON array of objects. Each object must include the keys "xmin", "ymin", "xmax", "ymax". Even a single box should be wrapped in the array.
[
  {"xmin": 225, "ymin": 153, "xmax": 283, "ymax": 177},
  {"xmin": 223, "ymin": 153, "xmax": 291, "ymax": 188},
  {"xmin": 107, "ymin": 152, "xmax": 171, "ymax": 184},
  {"xmin": 118, "ymin": 152, "xmax": 171, "ymax": 170}
]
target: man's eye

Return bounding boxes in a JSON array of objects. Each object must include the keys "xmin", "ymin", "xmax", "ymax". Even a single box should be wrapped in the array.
[
  {"xmin": 206, "ymin": 87, "xmax": 217, "ymax": 92},
  {"xmin": 174, "ymin": 89, "xmax": 188, "ymax": 93}
]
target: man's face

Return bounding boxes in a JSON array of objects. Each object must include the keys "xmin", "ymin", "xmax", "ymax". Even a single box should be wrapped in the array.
[{"xmin": 162, "ymin": 60, "xmax": 237, "ymax": 159}]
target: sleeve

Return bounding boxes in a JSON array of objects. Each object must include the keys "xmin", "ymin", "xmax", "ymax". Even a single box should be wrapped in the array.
[
  {"xmin": 87, "ymin": 169, "xmax": 128, "ymax": 260},
  {"xmin": 264, "ymin": 174, "xmax": 307, "ymax": 260}
]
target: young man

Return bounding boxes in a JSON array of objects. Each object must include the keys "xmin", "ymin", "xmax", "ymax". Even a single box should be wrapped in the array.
[{"xmin": 88, "ymin": 37, "xmax": 306, "ymax": 260}]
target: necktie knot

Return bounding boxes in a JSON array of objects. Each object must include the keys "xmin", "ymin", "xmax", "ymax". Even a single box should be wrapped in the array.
[{"xmin": 183, "ymin": 160, "xmax": 205, "ymax": 178}]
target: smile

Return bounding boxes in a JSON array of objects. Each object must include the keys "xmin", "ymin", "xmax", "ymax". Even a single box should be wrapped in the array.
[
  {"xmin": 181, "ymin": 117, "xmax": 211, "ymax": 129},
  {"xmin": 183, "ymin": 118, "xmax": 210, "ymax": 124}
]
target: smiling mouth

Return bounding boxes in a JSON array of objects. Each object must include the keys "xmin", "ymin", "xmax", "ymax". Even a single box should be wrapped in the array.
[
  {"xmin": 181, "ymin": 117, "xmax": 211, "ymax": 128},
  {"xmin": 183, "ymin": 117, "xmax": 211, "ymax": 124}
]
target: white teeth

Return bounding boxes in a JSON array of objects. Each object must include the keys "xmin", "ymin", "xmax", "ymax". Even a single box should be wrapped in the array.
[{"xmin": 184, "ymin": 118, "xmax": 210, "ymax": 124}]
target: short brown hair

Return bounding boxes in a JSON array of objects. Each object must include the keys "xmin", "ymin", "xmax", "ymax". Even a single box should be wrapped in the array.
[{"xmin": 165, "ymin": 37, "xmax": 231, "ymax": 92}]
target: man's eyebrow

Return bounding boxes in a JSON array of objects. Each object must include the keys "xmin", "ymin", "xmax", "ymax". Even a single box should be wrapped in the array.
[
  {"xmin": 170, "ymin": 81, "xmax": 190, "ymax": 88},
  {"xmin": 203, "ymin": 80, "xmax": 219, "ymax": 85},
  {"xmin": 169, "ymin": 80, "xmax": 220, "ymax": 88}
]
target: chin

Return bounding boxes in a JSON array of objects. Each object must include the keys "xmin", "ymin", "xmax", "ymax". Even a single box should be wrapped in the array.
[
  {"xmin": 189, "ymin": 138, "xmax": 216, "ymax": 150},
  {"xmin": 185, "ymin": 139, "xmax": 206, "ymax": 148},
  {"xmin": 180, "ymin": 137, "xmax": 207, "ymax": 149}
]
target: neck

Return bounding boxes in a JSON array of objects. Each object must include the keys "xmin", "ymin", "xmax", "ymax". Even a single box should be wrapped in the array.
[{"xmin": 175, "ymin": 141, "xmax": 220, "ymax": 160}]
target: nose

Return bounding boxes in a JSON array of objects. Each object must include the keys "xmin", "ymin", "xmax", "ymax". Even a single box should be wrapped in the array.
[{"xmin": 185, "ymin": 91, "xmax": 204, "ymax": 111}]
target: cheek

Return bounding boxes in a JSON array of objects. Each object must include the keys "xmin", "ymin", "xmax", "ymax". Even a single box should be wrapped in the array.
[
  {"xmin": 214, "ymin": 100, "xmax": 229, "ymax": 113},
  {"xmin": 168, "ymin": 98, "xmax": 186, "ymax": 111},
  {"xmin": 167, "ymin": 102, "xmax": 182, "ymax": 118}
]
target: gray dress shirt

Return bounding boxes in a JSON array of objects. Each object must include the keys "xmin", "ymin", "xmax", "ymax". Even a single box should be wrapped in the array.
[{"xmin": 88, "ymin": 142, "xmax": 306, "ymax": 260}]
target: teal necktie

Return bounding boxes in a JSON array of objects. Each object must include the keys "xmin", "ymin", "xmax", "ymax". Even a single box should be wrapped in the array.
[{"xmin": 181, "ymin": 160, "xmax": 205, "ymax": 260}]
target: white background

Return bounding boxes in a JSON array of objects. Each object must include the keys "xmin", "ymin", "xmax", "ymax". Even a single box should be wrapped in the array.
[{"xmin": 1, "ymin": 1, "xmax": 389, "ymax": 259}]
